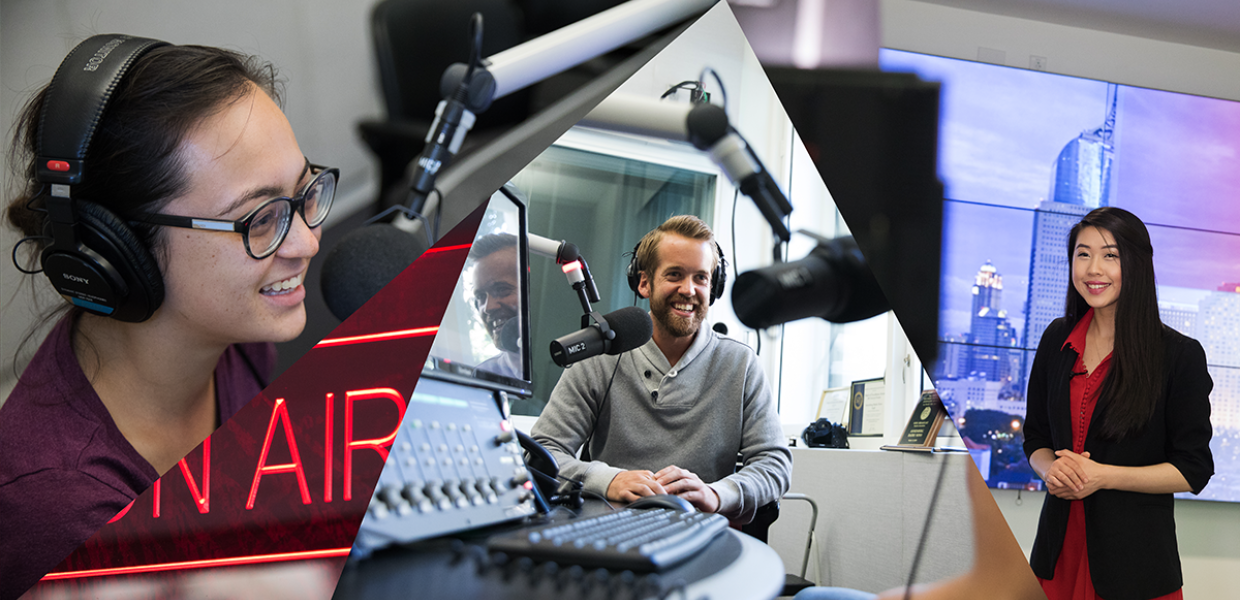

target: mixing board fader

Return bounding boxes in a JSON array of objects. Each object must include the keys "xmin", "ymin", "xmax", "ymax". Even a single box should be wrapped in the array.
[{"xmin": 353, "ymin": 376, "xmax": 537, "ymax": 557}]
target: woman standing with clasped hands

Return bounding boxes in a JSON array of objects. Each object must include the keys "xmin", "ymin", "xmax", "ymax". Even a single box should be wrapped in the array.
[{"xmin": 1023, "ymin": 206, "xmax": 1214, "ymax": 600}]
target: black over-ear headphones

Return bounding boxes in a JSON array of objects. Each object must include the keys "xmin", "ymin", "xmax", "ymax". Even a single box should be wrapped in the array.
[
  {"xmin": 33, "ymin": 34, "xmax": 170, "ymax": 322},
  {"xmin": 625, "ymin": 238, "xmax": 728, "ymax": 305}
]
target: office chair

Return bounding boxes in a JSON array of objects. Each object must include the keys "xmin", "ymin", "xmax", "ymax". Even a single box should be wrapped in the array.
[
  {"xmin": 779, "ymin": 493, "xmax": 818, "ymax": 596},
  {"xmin": 731, "ymin": 451, "xmax": 817, "ymax": 596},
  {"xmin": 733, "ymin": 452, "xmax": 781, "ymax": 543},
  {"xmin": 735, "ymin": 493, "xmax": 818, "ymax": 597},
  {"xmin": 740, "ymin": 499, "xmax": 780, "ymax": 542},
  {"xmin": 359, "ymin": 0, "xmax": 533, "ymax": 213}
]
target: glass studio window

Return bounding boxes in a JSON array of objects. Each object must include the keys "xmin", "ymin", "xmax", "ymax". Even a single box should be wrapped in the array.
[
  {"xmin": 508, "ymin": 135, "xmax": 716, "ymax": 415},
  {"xmin": 509, "ymin": 127, "xmax": 901, "ymax": 438}
]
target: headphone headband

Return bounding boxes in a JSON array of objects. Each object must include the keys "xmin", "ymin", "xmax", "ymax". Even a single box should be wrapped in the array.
[
  {"xmin": 626, "ymin": 235, "xmax": 728, "ymax": 305},
  {"xmin": 37, "ymin": 35, "xmax": 170, "ymax": 186},
  {"xmin": 30, "ymin": 34, "xmax": 170, "ymax": 322}
]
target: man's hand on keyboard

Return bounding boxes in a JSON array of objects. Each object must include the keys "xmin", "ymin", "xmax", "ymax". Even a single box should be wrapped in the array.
[
  {"xmin": 655, "ymin": 466, "xmax": 720, "ymax": 513},
  {"xmin": 607, "ymin": 470, "xmax": 668, "ymax": 502}
]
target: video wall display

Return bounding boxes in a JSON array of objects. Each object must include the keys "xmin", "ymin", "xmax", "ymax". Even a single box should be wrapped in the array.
[{"xmin": 880, "ymin": 49, "xmax": 1240, "ymax": 502}]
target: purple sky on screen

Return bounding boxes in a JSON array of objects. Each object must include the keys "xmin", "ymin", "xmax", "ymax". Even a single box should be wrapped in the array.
[
  {"xmin": 882, "ymin": 49, "xmax": 1240, "ymax": 343},
  {"xmin": 1146, "ymin": 224, "xmax": 1240, "ymax": 290},
  {"xmin": 1112, "ymin": 86, "xmax": 1240, "ymax": 234},
  {"xmin": 939, "ymin": 201, "xmax": 1033, "ymax": 340},
  {"xmin": 880, "ymin": 49, "xmax": 1108, "ymax": 208}
]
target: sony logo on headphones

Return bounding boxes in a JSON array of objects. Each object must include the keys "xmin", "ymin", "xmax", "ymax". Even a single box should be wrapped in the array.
[
  {"xmin": 63, "ymin": 273, "xmax": 90, "ymax": 285},
  {"xmin": 82, "ymin": 37, "xmax": 129, "ymax": 72}
]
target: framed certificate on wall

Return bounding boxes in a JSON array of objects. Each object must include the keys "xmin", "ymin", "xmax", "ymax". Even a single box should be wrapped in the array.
[{"xmin": 848, "ymin": 378, "xmax": 885, "ymax": 436}]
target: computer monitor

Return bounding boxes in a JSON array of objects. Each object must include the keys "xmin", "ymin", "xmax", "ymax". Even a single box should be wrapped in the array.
[{"xmin": 422, "ymin": 186, "xmax": 534, "ymax": 398}]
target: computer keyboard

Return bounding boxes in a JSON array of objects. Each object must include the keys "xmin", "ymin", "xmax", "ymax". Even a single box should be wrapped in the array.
[{"xmin": 487, "ymin": 507, "xmax": 728, "ymax": 572}]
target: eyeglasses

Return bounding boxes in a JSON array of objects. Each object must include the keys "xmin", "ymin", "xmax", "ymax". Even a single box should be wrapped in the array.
[{"xmin": 135, "ymin": 160, "xmax": 337, "ymax": 259}]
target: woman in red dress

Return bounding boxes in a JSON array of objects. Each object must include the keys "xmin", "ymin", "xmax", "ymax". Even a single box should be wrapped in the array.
[{"xmin": 1023, "ymin": 207, "xmax": 1214, "ymax": 600}]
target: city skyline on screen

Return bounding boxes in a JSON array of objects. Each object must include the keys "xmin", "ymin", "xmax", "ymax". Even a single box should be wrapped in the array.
[{"xmin": 881, "ymin": 49, "xmax": 1240, "ymax": 502}]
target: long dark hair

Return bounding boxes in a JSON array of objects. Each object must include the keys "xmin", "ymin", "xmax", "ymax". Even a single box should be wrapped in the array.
[{"xmin": 1065, "ymin": 206, "xmax": 1164, "ymax": 440}]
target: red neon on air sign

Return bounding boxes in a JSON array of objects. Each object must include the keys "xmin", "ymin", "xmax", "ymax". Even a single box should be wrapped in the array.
[{"xmin": 41, "ymin": 206, "xmax": 485, "ymax": 581}]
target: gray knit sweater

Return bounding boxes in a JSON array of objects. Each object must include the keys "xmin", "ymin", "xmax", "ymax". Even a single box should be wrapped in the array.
[{"xmin": 531, "ymin": 325, "xmax": 792, "ymax": 523}]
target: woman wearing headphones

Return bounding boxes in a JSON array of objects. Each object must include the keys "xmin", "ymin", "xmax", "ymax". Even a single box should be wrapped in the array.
[
  {"xmin": 1023, "ymin": 207, "xmax": 1213, "ymax": 600},
  {"xmin": 0, "ymin": 36, "xmax": 333, "ymax": 596}
]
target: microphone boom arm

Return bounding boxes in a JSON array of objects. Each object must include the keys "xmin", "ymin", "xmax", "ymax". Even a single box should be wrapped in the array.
[
  {"xmin": 394, "ymin": 0, "xmax": 715, "ymax": 231},
  {"xmin": 580, "ymin": 93, "xmax": 793, "ymax": 242}
]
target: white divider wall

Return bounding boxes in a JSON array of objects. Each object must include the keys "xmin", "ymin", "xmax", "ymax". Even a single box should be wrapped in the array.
[{"xmin": 769, "ymin": 448, "xmax": 975, "ymax": 593}]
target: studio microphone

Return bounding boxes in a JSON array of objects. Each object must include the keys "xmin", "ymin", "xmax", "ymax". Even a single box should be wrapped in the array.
[
  {"xmin": 321, "ymin": 224, "xmax": 431, "ymax": 321},
  {"xmin": 497, "ymin": 318, "xmax": 521, "ymax": 353},
  {"xmin": 686, "ymin": 103, "xmax": 792, "ymax": 242},
  {"xmin": 405, "ymin": 14, "xmax": 494, "ymax": 214},
  {"xmin": 529, "ymin": 233, "xmax": 579, "ymax": 265},
  {"xmin": 550, "ymin": 306, "xmax": 652, "ymax": 367},
  {"xmin": 732, "ymin": 235, "xmax": 889, "ymax": 329},
  {"xmin": 531, "ymin": 232, "xmax": 601, "ymax": 307}
]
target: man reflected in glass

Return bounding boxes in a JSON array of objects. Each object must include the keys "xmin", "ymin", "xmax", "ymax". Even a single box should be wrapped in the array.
[{"xmin": 469, "ymin": 233, "xmax": 521, "ymax": 379}]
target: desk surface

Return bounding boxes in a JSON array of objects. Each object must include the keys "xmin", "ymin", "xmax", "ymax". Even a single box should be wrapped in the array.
[{"xmin": 334, "ymin": 502, "xmax": 784, "ymax": 600}]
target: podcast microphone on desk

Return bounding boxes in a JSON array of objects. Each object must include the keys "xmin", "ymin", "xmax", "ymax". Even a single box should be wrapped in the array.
[{"xmin": 550, "ymin": 306, "xmax": 652, "ymax": 367}]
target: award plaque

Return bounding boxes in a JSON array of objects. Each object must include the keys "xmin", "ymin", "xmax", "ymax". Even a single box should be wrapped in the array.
[{"xmin": 882, "ymin": 390, "xmax": 947, "ymax": 452}]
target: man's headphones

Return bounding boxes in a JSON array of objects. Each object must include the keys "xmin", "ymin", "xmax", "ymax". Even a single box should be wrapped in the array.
[
  {"xmin": 625, "ymin": 238, "xmax": 728, "ymax": 305},
  {"xmin": 30, "ymin": 34, "xmax": 170, "ymax": 322}
]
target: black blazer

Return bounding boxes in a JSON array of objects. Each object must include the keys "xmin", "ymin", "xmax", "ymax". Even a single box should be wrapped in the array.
[{"xmin": 1023, "ymin": 317, "xmax": 1214, "ymax": 600}]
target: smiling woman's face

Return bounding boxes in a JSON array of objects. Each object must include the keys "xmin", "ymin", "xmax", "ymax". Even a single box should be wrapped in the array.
[
  {"xmin": 1072, "ymin": 225, "xmax": 1123, "ymax": 316},
  {"xmin": 154, "ymin": 85, "xmax": 320, "ymax": 346}
]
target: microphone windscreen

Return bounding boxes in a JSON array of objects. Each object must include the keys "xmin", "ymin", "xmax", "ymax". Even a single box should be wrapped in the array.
[
  {"xmin": 497, "ymin": 317, "xmax": 521, "ymax": 353},
  {"xmin": 602, "ymin": 306, "xmax": 653, "ymax": 355},
  {"xmin": 712, "ymin": 322, "xmax": 728, "ymax": 336},
  {"xmin": 686, "ymin": 103, "xmax": 730, "ymax": 150},
  {"xmin": 731, "ymin": 236, "xmax": 888, "ymax": 328},
  {"xmin": 321, "ymin": 224, "xmax": 430, "ymax": 321},
  {"xmin": 558, "ymin": 242, "xmax": 580, "ymax": 265}
]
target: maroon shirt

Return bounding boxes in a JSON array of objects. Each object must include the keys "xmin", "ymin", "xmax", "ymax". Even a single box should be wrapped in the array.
[{"xmin": 0, "ymin": 315, "xmax": 272, "ymax": 599}]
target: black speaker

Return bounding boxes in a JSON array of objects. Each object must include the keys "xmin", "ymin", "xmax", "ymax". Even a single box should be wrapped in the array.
[{"xmin": 34, "ymin": 34, "xmax": 170, "ymax": 322}]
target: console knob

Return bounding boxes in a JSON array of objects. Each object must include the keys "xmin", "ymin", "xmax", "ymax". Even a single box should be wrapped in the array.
[
  {"xmin": 510, "ymin": 468, "xmax": 530, "ymax": 487},
  {"xmin": 368, "ymin": 498, "xmax": 389, "ymax": 520},
  {"xmin": 379, "ymin": 485, "xmax": 403, "ymax": 508}
]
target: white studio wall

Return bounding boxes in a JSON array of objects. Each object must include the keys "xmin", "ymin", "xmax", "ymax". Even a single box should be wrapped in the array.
[{"xmin": 881, "ymin": 0, "xmax": 1240, "ymax": 101}]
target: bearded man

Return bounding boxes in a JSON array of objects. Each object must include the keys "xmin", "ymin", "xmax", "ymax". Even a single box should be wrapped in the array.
[
  {"xmin": 531, "ymin": 215, "xmax": 791, "ymax": 523},
  {"xmin": 469, "ymin": 233, "xmax": 521, "ymax": 379}
]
